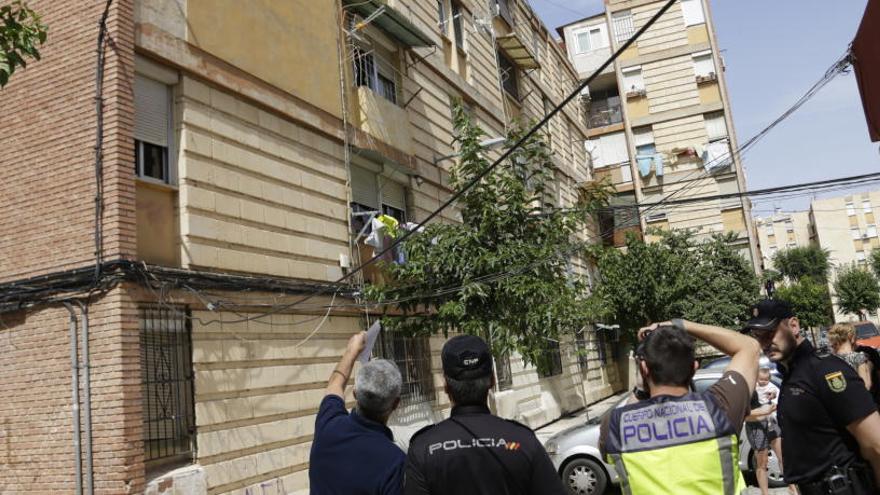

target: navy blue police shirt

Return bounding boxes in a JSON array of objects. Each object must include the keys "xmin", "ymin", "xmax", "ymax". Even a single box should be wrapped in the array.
[{"xmin": 309, "ymin": 394, "xmax": 405, "ymax": 495}]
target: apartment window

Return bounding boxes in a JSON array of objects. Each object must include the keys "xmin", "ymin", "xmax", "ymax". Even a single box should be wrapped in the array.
[
  {"xmin": 852, "ymin": 227, "xmax": 861, "ymax": 240},
  {"xmin": 864, "ymin": 198, "xmax": 873, "ymax": 214},
  {"xmin": 573, "ymin": 25, "xmax": 606, "ymax": 54},
  {"xmin": 451, "ymin": 1, "xmax": 464, "ymax": 49},
  {"xmin": 437, "ymin": 0, "xmax": 447, "ymax": 30},
  {"xmin": 492, "ymin": 0, "xmax": 514, "ymax": 26},
  {"xmin": 680, "ymin": 0, "xmax": 706, "ymax": 26},
  {"xmin": 868, "ymin": 225, "xmax": 878, "ymax": 238},
  {"xmin": 591, "ymin": 131, "xmax": 628, "ymax": 168},
  {"xmin": 693, "ymin": 51, "xmax": 716, "ymax": 79},
  {"xmin": 857, "ymin": 251, "xmax": 867, "ymax": 264},
  {"xmin": 705, "ymin": 112, "xmax": 728, "ymax": 142},
  {"xmin": 495, "ymin": 351, "xmax": 513, "ymax": 391},
  {"xmin": 575, "ymin": 327, "xmax": 589, "ymax": 373},
  {"xmin": 376, "ymin": 332, "xmax": 435, "ymax": 404},
  {"xmin": 769, "ymin": 245, "xmax": 778, "ymax": 256},
  {"xmin": 612, "ymin": 10, "xmax": 635, "ymax": 44},
  {"xmin": 352, "ymin": 46, "xmax": 399, "ymax": 105},
  {"xmin": 785, "ymin": 220, "xmax": 794, "ymax": 232},
  {"xmin": 764, "ymin": 224, "xmax": 774, "ymax": 236},
  {"xmin": 847, "ymin": 201, "xmax": 856, "ymax": 216},
  {"xmin": 538, "ymin": 340, "xmax": 563, "ymax": 378},
  {"xmin": 350, "ymin": 165, "xmax": 408, "ymax": 235},
  {"xmin": 498, "ymin": 50, "xmax": 519, "ymax": 99},
  {"xmin": 135, "ymin": 74, "xmax": 172, "ymax": 184},
  {"xmin": 621, "ymin": 66, "xmax": 645, "ymax": 94},
  {"xmin": 140, "ymin": 306, "xmax": 195, "ymax": 468}
]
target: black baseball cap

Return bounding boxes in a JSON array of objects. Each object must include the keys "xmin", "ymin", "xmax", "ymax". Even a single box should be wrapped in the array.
[
  {"xmin": 442, "ymin": 335, "xmax": 493, "ymax": 380},
  {"xmin": 743, "ymin": 299, "xmax": 794, "ymax": 332}
]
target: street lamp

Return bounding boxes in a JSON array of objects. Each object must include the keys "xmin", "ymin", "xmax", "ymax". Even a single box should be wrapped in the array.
[{"xmin": 432, "ymin": 137, "xmax": 507, "ymax": 165}]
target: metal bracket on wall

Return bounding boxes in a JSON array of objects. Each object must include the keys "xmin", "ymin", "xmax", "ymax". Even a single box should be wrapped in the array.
[
  {"xmin": 403, "ymin": 86, "xmax": 423, "ymax": 109},
  {"xmin": 406, "ymin": 46, "xmax": 437, "ymax": 71}
]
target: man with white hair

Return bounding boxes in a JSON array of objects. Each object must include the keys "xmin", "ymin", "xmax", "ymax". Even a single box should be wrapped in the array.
[{"xmin": 309, "ymin": 331, "xmax": 405, "ymax": 494}]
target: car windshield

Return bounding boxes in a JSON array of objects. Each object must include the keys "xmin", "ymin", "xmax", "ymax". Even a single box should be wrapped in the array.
[{"xmin": 857, "ymin": 323, "xmax": 879, "ymax": 339}]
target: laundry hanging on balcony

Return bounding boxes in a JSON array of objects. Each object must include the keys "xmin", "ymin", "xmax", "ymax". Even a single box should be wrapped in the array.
[
  {"xmin": 364, "ymin": 214, "xmax": 400, "ymax": 249},
  {"xmin": 702, "ymin": 139, "xmax": 732, "ymax": 173},
  {"xmin": 636, "ymin": 153, "xmax": 665, "ymax": 177}
]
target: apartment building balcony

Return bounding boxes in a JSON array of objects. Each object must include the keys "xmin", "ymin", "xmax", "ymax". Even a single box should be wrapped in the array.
[
  {"xmin": 593, "ymin": 162, "xmax": 634, "ymax": 192},
  {"xmin": 586, "ymin": 95, "xmax": 623, "ymax": 129},
  {"xmin": 491, "ymin": 0, "xmax": 540, "ymax": 70}
]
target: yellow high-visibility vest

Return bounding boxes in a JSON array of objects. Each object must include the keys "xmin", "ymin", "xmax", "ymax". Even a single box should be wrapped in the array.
[{"xmin": 604, "ymin": 393, "xmax": 747, "ymax": 495}]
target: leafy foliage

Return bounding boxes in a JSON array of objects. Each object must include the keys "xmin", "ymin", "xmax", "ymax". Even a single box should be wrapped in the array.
[
  {"xmin": 774, "ymin": 277, "xmax": 832, "ymax": 329},
  {"xmin": 833, "ymin": 264, "xmax": 880, "ymax": 319},
  {"xmin": 870, "ymin": 249, "xmax": 880, "ymax": 280},
  {"xmin": 0, "ymin": 1, "xmax": 47, "ymax": 87},
  {"xmin": 595, "ymin": 229, "xmax": 760, "ymax": 338},
  {"xmin": 365, "ymin": 104, "xmax": 612, "ymax": 371},
  {"xmin": 772, "ymin": 245, "xmax": 831, "ymax": 283}
]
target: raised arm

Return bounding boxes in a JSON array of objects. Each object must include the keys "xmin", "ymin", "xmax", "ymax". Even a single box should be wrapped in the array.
[{"xmin": 326, "ymin": 331, "xmax": 366, "ymax": 398}]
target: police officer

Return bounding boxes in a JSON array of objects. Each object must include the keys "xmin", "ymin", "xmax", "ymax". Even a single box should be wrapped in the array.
[
  {"xmin": 743, "ymin": 299, "xmax": 880, "ymax": 494},
  {"xmin": 404, "ymin": 335, "xmax": 566, "ymax": 495},
  {"xmin": 599, "ymin": 319, "xmax": 760, "ymax": 494}
]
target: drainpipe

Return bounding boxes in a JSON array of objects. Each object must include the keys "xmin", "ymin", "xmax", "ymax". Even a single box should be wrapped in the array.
[
  {"xmin": 72, "ymin": 300, "xmax": 94, "ymax": 495},
  {"xmin": 61, "ymin": 302, "xmax": 83, "ymax": 495}
]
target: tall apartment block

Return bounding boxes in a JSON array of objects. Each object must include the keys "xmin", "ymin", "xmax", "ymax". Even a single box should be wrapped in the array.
[
  {"xmin": 755, "ymin": 191, "xmax": 880, "ymax": 323},
  {"xmin": 557, "ymin": 0, "xmax": 759, "ymax": 266},
  {"xmin": 0, "ymin": 1, "xmax": 625, "ymax": 493}
]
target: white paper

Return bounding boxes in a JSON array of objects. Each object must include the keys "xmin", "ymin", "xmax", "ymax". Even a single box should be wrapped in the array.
[{"xmin": 358, "ymin": 320, "xmax": 382, "ymax": 363}]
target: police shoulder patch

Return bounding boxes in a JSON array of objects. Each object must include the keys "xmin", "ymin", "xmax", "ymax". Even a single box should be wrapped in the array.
[{"xmin": 825, "ymin": 371, "xmax": 847, "ymax": 393}]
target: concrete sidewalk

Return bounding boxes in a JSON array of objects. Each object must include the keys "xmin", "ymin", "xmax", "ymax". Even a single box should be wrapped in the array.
[{"xmin": 534, "ymin": 391, "xmax": 629, "ymax": 445}]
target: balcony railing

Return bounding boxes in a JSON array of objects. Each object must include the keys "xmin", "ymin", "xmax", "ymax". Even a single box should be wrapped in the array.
[{"xmin": 587, "ymin": 97, "xmax": 623, "ymax": 128}]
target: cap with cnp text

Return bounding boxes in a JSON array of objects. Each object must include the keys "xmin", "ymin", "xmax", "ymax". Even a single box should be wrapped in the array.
[
  {"xmin": 442, "ymin": 335, "xmax": 493, "ymax": 380},
  {"xmin": 743, "ymin": 299, "xmax": 794, "ymax": 332}
]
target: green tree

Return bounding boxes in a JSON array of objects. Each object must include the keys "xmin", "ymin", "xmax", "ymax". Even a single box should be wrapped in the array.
[
  {"xmin": 0, "ymin": 1, "xmax": 47, "ymax": 87},
  {"xmin": 772, "ymin": 245, "xmax": 831, "ymax": 283},
  {"xmin": 833, "ymin": 264, "xmax": 880, "ymax": 320},
  {"xmin": 365, "ymin": 105, "xmax": 612, "ymax": 371},
  {"xmin": 595, "ymin": 229, "xmax": 760, "ymax": 338},
  {"xmin": 774, "ymin": 277, "xmax": 833, "ymax": 329},
  {"xmin": 870, "ymin": 249, "xmax": 880, "ymax": 280}
]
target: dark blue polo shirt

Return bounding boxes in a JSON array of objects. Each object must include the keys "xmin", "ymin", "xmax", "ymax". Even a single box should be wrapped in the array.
[{"xmin": 309, "ymin": 394, "xmax": 405, "ymax": 495}]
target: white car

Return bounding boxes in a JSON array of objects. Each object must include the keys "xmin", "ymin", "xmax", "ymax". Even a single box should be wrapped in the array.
[{"xmin": 545, "ymin": 369, "xmax": 785, "ymax": 494}]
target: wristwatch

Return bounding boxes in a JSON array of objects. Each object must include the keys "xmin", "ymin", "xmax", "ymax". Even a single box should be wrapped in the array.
[
  {"xmin": 632, "ymin": 386, "xmax": 650, "ymax": 401},
  {"xmin": 671, "ymin": 318, "xmax": 685, "ymax": 331}
]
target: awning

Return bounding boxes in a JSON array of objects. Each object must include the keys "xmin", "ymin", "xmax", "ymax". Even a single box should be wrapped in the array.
[
  {"xmin": 343, "ymin": 0, "xmax": 435, "ymax": 48},
  {"xmin": 497, "ymin": 31, "xmax": 540, "ymax": 69},
  {"xmin": 852, "ymin": 0, "xmax": 880, "ymax": 142}
]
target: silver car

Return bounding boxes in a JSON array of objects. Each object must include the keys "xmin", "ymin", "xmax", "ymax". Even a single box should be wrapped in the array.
[{"xmin": 545, "ymin": 369, "xmax": 785, "ymax": 495}]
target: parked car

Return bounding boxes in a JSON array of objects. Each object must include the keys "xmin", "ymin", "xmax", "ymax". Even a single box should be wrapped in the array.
[
  {"xmin": 855, "ymin": 321, "xmax": 880, "ymax": 348},
  {"xmin": 703, "ymin": 355, "xmax": 782, "ymax": 380},
  {"xmin": 545, "ymin": 369, "xmax": 786, "ymax": 495}
]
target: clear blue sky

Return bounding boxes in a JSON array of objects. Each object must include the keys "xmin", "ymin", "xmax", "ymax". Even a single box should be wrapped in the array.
[{"xmin": 530, "ymin": 0, "xmax": 878, "ymax": 214}]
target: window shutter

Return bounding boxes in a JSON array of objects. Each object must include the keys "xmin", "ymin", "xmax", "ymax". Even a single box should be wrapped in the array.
[
  {"xmin": 135, "ymin": 74, "xmax": 170, "ymax": 147},
  {"xmin": 717, "ymin": 177, "xmax": 740, "ymax": 209},
  {"xmin": 622, "ymin": 67, "xmax": 644, "ymax": 91},
  {"xmin": 705, "ymin": 112, "xmax": 728, "ymax": 141},
  {"xmin": 596, "ymin": 131, "xmax": 628, "ymax": 167},
  {"xmin": 612, "ymin": 11, "xmax": 634, "ymax": 44},
  {"xmin": 693, "ymin": 52, "xmax": 715, "ymax": 78},
  {"xmin": 351, "ymin": 166, "xmax": 379, "ymax": 208},
  {"xmin": 381, "ymin": 179, "xmax": 406, "ymax": 211},
  {"xmin": 632, "ymin": 126, "xmax": 654, "ymax": 147},
  {"xmin": 681, "ymin": 0, "xmax": 705, "ymax": 26}
]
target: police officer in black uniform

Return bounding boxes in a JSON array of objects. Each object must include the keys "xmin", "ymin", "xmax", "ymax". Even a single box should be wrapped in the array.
[
  {"xmin": 743, "ymin": 300, "xmax": 880, "ymax": 495},
  {"xmin": 404, "ymin": 335, "xmax": 566, "ymax": 495}
]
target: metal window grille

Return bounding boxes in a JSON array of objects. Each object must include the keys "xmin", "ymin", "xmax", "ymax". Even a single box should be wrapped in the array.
[
  {"xmin": 498, "ymin": 50, "xmax": 518, "ymax": 99},
  {"xmin": 596, "ymin": 330, "xmax": 608, "ymax": 365},
  {"xmin": 376, "ymin": 331, "xmax": 435, "ymax": 405},
  {"xmin": 352, "ymin": 47, "xmax": 400, "ymax": 105},
  {"xmin": 538, "ymin": 340, "xmax": 563, "ymax": 378},
  {"xmin": 613, "ymin": 11, "xmax": 635, "ymax": 44},
  {"xmin": 495, "ymin": 352, "xmax": 513, "ymax": 390},
  {"xmin": 140, "ymin": 306, "xmax": 195, "ymax": 465}
]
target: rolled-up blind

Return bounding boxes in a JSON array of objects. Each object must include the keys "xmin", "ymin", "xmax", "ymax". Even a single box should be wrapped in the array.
[
  {"xmin": 135, "ymin": 74, "xmax": 170, "ymax": 147},
  {"xmin": 351, "ymin": 165, "xmax": 379, "ymax": 208}
]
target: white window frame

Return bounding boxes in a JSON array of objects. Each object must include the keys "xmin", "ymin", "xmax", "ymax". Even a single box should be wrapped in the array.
[
  {"xmin": 867, "ymin": 224, "xmax": 878, "ymax": 238},
  {"xmin": 863, "ymin": 199, "xmax": 872, "ymax": 214},
  {"xmin": 847, "ymin": 202, "xmax": 856, "ymax": 216},
  {"xmin": 134, "ymin": 65, "xmax": 177, "ymax": 186},
  {"xmin": 704, "ymin": 111, "xmax": 728, "ymax": 142},
  {"xmin": 621, "ymin": 66, "xmax": 645, "ymax": 93},
  {"xmin": 851, "ymin": 227, "xmax": 861, "ymax": 240},
  {"xmin": 572, "ymin": 25, "xmax": 607, "ymax": 55},
  {"xmin": 857, "ymin": 251, "xmax": 867, "ymax": 263},
  {"xmin": 680, "ymin": 0, "xmax": 705, "ymax": 26},
  {"xmin": 764, "ymin": 224, "xmax": 774, "ymax": 236}
]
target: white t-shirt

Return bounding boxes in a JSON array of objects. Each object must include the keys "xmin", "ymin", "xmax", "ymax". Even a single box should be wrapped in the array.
[{"xmin": 755, "ymin": 381, "xmax": 780, "ymax": 419}]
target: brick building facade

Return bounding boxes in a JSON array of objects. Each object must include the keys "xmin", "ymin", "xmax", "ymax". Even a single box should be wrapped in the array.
[{"xmin": 0, "ymin": 1, "xmax": 626, "ymax": 493}]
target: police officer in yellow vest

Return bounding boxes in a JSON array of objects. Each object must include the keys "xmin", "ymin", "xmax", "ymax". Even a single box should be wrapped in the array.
[{"xmin": 599, "ymin": 319, "xmax": 761, "ymax": 495}]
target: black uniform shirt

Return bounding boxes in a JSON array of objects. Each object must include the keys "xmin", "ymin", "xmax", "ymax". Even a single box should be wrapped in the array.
[
  {"xmin": 778, "ymin": 340, "xmax": 878, "ymax": 483},
  {"xmin": 404, "ymin": 404, "xmax": 566, "ymax": 495}
]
